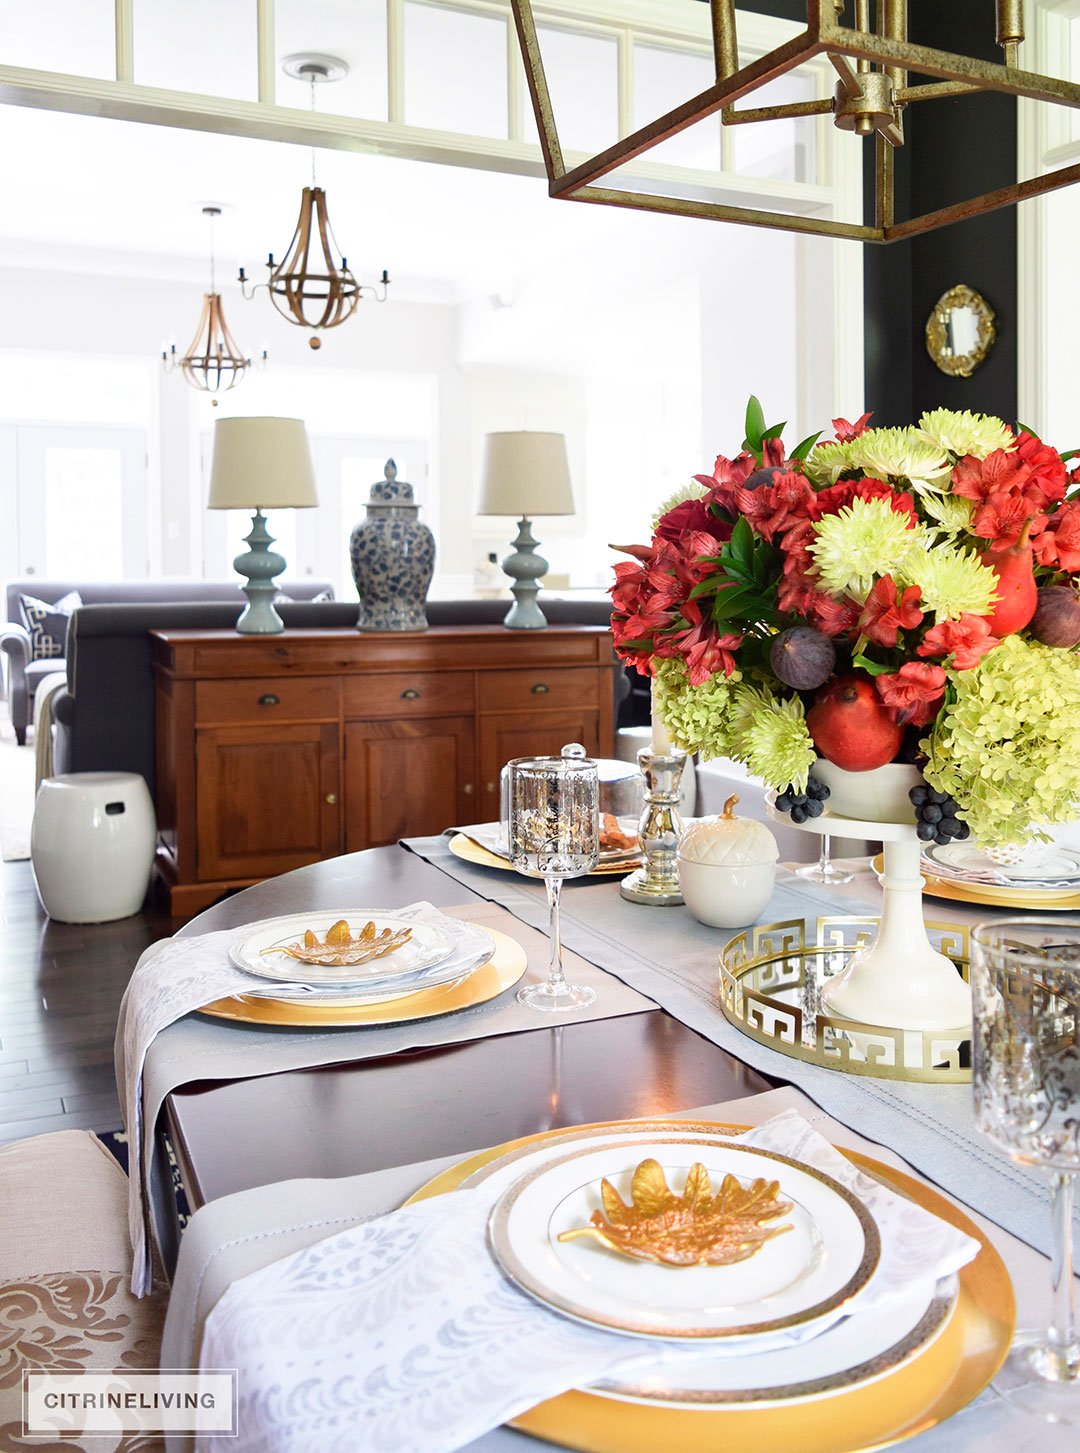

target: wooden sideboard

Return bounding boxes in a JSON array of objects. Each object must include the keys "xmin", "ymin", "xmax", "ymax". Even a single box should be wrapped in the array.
[{"xmin": 152, "ymin": 626, "xmax": 618, "ymax": 914}]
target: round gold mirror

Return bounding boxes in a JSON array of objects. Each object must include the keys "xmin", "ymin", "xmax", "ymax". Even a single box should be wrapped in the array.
[{"xmin": 925, "ymin": 285, "xmax": 996, "ymax": 378}]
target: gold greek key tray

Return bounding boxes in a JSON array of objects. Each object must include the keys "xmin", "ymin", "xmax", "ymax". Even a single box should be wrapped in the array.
[
  {"xmin": 719, "ymin": 917, "xmax": 971, "ymax": 1083},
  {"xmin": 406, "ymin": 1117, "xmax": 1014, "ymax": 1453}
]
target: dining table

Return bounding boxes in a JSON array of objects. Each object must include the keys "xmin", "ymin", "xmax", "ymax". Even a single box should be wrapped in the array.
[{"xmin": 149, "ymin": 834, "xmax": 1078, "ymax": 1453}]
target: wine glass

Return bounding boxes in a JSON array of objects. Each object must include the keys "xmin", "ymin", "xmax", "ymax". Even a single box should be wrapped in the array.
[
  {"xmin": 971, "ymin": 918, "xmax": 1080, "ymax": 1422},
  {"xmin": 795, "ymin": 833, "xmax": 854, "ymax": 885},
  {"xmin": 508, "ymin": 746, "xmax": 599, "ymax": 1011}
]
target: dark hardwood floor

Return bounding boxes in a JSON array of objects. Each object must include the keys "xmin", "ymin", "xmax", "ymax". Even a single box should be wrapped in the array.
[{"xmin": 0, "ymin": 859, "xmax": 178, "ymax": 1144}]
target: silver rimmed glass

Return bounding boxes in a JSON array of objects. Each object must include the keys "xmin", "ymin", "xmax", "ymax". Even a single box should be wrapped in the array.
[
  {"xmin": 508, "ymin": 746, "xmax": 599, "ymax": 1011},
  {"xmin": 795, "ymin": 834, "xmax": 854, "ymax": 886},
  {"xmin": 971, "ymin": 918, "xmax": 1080, "ymax": 1422}
]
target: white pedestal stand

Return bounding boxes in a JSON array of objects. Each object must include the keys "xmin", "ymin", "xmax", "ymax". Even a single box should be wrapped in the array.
[{"xmin": 769, "ymin": 803, "xmax": 972, "ymax": 1032}]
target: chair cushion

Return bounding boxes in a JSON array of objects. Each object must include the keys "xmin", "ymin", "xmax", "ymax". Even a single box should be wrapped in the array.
[
  {"xmin": 0, "ymin": 1131, "xmax": 167, "ymax": 1447},
  {"xmin": 18, "ymin": 592, "xmax": 81, "ymax": 662}
]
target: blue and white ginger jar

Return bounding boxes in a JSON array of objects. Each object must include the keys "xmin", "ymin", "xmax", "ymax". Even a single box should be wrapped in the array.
[{"xmin": 349, "ymin": 460, "xmax": 436, "ymax": 632}]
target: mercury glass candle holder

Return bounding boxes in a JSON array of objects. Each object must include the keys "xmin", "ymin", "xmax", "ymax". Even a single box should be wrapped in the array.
[{"xmin": 619, "ymin": 748, "xmax": 686, "ymax": 906}]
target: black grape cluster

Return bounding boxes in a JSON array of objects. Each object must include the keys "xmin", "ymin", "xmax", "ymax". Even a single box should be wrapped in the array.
[
  {"xmin": 774, "ymin": 777, "xmax": 831, "ymax": 824},
  {"xmin": 909, "ymin": 784, "xmax": 971, "ymax": 845}
]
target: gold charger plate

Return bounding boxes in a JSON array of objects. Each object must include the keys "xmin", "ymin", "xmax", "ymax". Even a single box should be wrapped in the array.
[
  {"xmin": 874, "ymin": 853, "xmax": 1080, "ymax": 911},
  {"xmin": 197, "ymin": 925, "xmax": 527, "ymax": 1028},
  {"xmin": 449, "ymin": 833, "xmax": 639, "ymax": 877},
  {"xmin": 407, "ymin": 1117, "xmax": 1015, "ymax": 1453}
]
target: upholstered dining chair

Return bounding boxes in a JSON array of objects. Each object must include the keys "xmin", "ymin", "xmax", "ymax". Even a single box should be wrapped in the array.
[{"xmin": 0, "ymin": 1130, "xmax": 167, "ymax": 1452}]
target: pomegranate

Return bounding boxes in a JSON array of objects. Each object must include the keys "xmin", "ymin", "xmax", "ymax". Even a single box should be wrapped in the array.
[
  {"xmin": 985, "ymin": 518, "xmax": 1038, "ymax": 637},
  {"xmin": 807, "ymin": 673, "xmax": 903, "ymax": 772}
]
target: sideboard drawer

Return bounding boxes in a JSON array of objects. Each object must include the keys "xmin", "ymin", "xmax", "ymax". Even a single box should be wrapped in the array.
[
  {"xmin": 481, "ymin": 668, "xmax": 601, "ymax": 713},
  {"xmin": 344, "ymin": 672, "xmax": 473, "ymax": 719},
  {"xmin": 196, "ymin": 677, "xmax": 341, "ymax": 725}
]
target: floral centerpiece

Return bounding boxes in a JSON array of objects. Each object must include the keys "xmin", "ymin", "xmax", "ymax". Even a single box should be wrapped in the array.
[{"xmin": 611, "ymin": 400, "xmax": 1080, "ymax": 849}]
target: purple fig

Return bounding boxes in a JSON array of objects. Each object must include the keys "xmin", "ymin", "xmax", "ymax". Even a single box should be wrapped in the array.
[
  {"xmin": 1030, "ymin": 585, "xmax": 1080, "ymax": 648},
  {"xmin": 770, "ymin": 626, "xmax": 836, "ymax": 691},
  {"xmin": 741, "ymin": 464, "xmax": 787, "ymax": 491}
]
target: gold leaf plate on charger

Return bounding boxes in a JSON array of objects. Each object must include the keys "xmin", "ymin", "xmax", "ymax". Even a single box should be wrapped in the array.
[
  {"xmin": 196, "ymin": 925, "xmax": 527, "ymax": 1028},
  {"xmin": 873, "ymin": 853, "xmax": 1080, "ymax": 911},
  {"xmin": 448, "ymin": 833, "xmax": 639, "ymax": 877},
  {"xmin": 406, "ymin": 1117, "xmax": 1014, "ymax": 1453}
]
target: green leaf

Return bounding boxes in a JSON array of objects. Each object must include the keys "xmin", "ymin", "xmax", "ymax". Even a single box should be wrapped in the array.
[
  {"xmin": 711, "ymin": 585, "xmax": 756, "ymax": 621},
  {"xmin": 688, "ymin": 579, "xmax": 718, "ymax": 599},
  {"xmin": 1060, "ymin": 448, "xmax": 1080, "ymax": 464},
  {"xmin": 743, "ymin": 395, "xmax": 766, "ymax": 452},
  {"xmin": 852, "ymin": 653, "xmax": 893, "ymax": 677},
  {"xmin": 1015, "ymin": 421, "xmax": 1041, "ymax": 441},
  {"xmin": 728, "ymin": 515, "xmax": 755, "ymax": 566},
  {"xmin": 790, "ymin": 431, "xmax": 822, "ymax": 461},
  {"xmin": 761, "ymin": 423, "xmax": 787, "ymax": 443}
]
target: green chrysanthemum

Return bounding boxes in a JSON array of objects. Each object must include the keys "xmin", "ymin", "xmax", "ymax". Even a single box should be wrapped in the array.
[
  {"xmin": 896, "ymin": 542, "xmax": 998, "ymax": 621},
  {"xmin": 918, "ymin": 408, "xmax": 1014, "ymax": 461},
  {"xmin": 652, "ymin": 658, "xmax": 740, "ymax": 760},
  {"xmin": 846, "ymin": 427, "xmax": 950, "ymax": 484},
  {"xmin": 803, "ymin": 439, "xmax": 856, "ymax": 486},
  {"xmin": 726, "ymin": 680, "xmax": 777, "ymax": 752},
  {"xmin": 741, "ymin": 694, "xmax": 816, "ymax": 794},
  {"xmin": 808, "ymin": 496, "xmax": 921, "ymax": 602},
  {"xmin": 919, "ymin": 491, "xmax": 976, "ymax": 538},
  {"xmin": 653, "ymin": 480, "xmax": 708, "ymax": 530},
  {"xmin": 923, "ymin": 635, "xmax": 1080, "ymax": 847}
]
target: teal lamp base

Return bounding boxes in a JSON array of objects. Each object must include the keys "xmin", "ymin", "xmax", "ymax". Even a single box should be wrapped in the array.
[
  {"xmin": 234, "ymin": 509, "xmax": 286, "ymax": 634},
  {"xmin": 502, "ymin": 516, "xmax": 549, "ymax": 630}
]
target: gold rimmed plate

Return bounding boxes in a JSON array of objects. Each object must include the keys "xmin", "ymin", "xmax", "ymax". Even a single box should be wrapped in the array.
[
  {"xmin": 449, "ymin": 833, "xmax": 638, "ymax": 877},
  {"xmin": 873, "ymin": 854, "xmax": 1080, "ymax": 911},
  {"xmin": 487, "ymin": 1136, "xmax": 879, "ymax": 1342},
  {"xmin": 197, "ymin": 925, "xmax": 527, "ymax": 1028},
  {"xmin": 407, "ymin": 1117, "xmax": 1014, "ymax": 1453}
]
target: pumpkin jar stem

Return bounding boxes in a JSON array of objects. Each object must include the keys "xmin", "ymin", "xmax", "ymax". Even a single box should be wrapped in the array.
[{"xmin": 722, "ymin": 794, "xmax": 739, "ymax": 820}]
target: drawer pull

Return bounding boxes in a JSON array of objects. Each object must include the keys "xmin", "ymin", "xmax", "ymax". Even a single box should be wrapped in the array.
[
  {"xmin": 463, "ymin": 783, "xmax": 475, "ymax": 796},
  {"xmin": 531, "ymin": 682, "xmax": 550, "ymax": 695},
  {"xmin": 401, "ymin": 687, "xmax": 421, "ymax": 700},
  {"xmin": 486, "ymin": 782, "xmax": 496, "ymax": 794},
  {"xmin": 257, "ymin": 693, "xmax": 280, "ymax": 708},
  {"xmin": 325, "ymin": 792, "xmax": 338, "ymax": 806}
]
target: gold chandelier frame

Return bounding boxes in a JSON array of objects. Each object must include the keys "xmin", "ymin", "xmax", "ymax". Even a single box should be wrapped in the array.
[{"xmin": 509, "ymin": 0, "xmax": 1080, "ymax": 243}]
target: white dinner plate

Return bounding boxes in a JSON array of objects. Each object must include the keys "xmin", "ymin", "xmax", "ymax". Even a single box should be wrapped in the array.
[
  {"xmin": 488, "ymin": 1135, "xmax": 879, "ymax": 1342},
  {"xmin": 926, "ymin": 841, "xmax": 1080, "ymax": 885},
  {"xmin": 229, "ymin": 910, "xmax": 460, "ymax": 989}
]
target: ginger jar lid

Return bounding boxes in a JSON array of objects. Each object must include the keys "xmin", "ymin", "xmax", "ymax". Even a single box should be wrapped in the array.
[
  {"xmin": 678, "ymin": 795, "xmax": 779, "ymax": 866},
  {"xmin": 368, "ymin": 459, "xmax": 418, "ymax": 508}
]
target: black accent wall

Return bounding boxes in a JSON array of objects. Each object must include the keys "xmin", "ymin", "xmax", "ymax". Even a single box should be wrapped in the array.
[{"xmin": 703, "ymin": 1, "xmax": 1019, "ymax": 424}]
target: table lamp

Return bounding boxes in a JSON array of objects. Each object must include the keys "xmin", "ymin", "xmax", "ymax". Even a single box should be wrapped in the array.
[
  {"xmin": 208, "ymin": 416, "xmax": 318, "ymax": 634},
  {"xmin": 477, "ymin": 431, "xmax": 574, "ymax": 629}
]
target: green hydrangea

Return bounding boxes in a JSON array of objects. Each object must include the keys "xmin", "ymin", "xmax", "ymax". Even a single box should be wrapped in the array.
[
  {"xmin": 923, "ymin": 635, "xmax": 1080, "ymax": 847},
  {"xmin": 652, "ymin": 658, "xmax": 740, "ymax": 759}
]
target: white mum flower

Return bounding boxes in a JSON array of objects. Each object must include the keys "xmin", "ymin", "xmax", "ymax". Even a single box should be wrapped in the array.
[
  {"xmin": 846, "ymin": 427, "xmax": 950, "ymax": 485},
  {"xmin": 918, "ymin": 408, "xmax": 1014, "ymax": 460}
]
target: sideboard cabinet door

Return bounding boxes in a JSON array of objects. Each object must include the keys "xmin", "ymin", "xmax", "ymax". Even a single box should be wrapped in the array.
[
  {"xmin": 195, "ymin": 723, "xmax": 341, "ymax": 881},
  {"xmin": 345, "ymin": 716, "xmax": 477, "ymax": 850},
  {"xmin": 477, "ymin": 710, "xmax": 601, "ymax": 806}
]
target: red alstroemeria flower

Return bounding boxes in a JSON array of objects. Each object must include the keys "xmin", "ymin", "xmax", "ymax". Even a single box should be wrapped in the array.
[
  {"xmin": 858, "ymin": 575, "xmax": 924, "ymax": 648},
  {"xmin": 1033, "ymin": 500, "xmax": 1080, "ymax": 572},
  {"xmin": 810, "ymin": 594, "xmax": 861, "ymax": 638},
  {"xmin": 735, "ymin": 471, "xmax": 818, "ymax": 542},
  {"xmin": 971, "ymin": 490, "xmax": 1048, "ymax": 551},
  {"xmin": 875, "ymin": 662, "xmax": 947, "ymax": 727},
  {"xmin": 814, "ymin": 476, "xmax": 918, "ymax": 524},
  {"xmin": 832, "ymin": 412, "xmax": 873, "ymax": 442},
  {"xmin": 950, "ymin": 449, "xmax": 1032, "ymax": 503},
  {"xmin": 655, "ymin": 495, "xmax": 733, "ymax": 545},
  {"xmin": 655, "ymin": 599, "xmax": 741, "ymax": 685},
  {"xmin": 916, "ymin": 613, "xmax": 999, "ymax": 670},
  {"xmin": 1014, "ymin": 432, "xmax": 1067, "ymax": 509}
]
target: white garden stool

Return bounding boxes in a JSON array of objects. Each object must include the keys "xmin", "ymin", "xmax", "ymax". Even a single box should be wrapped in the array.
[{"xmin": 31, "ymin": 772, "xmax": 156, "ymax": 923}]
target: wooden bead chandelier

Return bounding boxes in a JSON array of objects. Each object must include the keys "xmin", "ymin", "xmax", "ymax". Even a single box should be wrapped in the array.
[{"xmin": 162, "ymin": 206, "xmax": 263, "ymax": 398}]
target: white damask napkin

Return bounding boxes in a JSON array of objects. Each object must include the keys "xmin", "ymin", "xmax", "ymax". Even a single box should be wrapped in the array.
[
  {"xmin": 197, "ymin": 1109, "xmax": 980, "ymax": 1453},
  {"xmin": 115, "ymin": 903, "xmax": 492, "ymax": 1297}
]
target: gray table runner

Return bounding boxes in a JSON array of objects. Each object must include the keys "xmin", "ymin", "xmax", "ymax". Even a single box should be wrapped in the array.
[
  {"xmin": 162, "ymin": 1085, "xmax": 1073, "ymax": 1453},
  {"xmin": 403, "ymin": 836, "xmax": 1071, "ymax": 1257},
  {"xmin": 138, "ymin": 902, "xmax": 653, "ymax": 1275}
]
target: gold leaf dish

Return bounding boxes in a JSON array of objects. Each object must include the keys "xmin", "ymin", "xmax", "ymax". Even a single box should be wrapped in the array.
[
  {"xmin": 261, "ymin": 918, "xmax": 414, "ymax": 968},
  {"xmin": 557, "ymin": 1158, "xmax": 792, "ymax": 1267}
]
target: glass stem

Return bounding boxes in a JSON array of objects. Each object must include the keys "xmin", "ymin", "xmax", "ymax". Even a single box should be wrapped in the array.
[
  {"xmin": 1049, "ymin": 1171, "xmax": 1078, "ymax": 1360},
  {"xmin": 546, "ymin": 875, "xmax": 568, "ymax": 994},
  {"xmin": 821, "ymin": 835, "xmax": 832, "ymax": 872}
]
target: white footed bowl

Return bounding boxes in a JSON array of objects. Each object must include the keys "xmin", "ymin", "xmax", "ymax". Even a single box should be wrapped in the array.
[
  {"xmin": 810, "ymin": 761, "xmax": 921, "ymax": 825},
  {"xmin": 677, "ymin": 856, "xmax": 776, "ymax": 929}
]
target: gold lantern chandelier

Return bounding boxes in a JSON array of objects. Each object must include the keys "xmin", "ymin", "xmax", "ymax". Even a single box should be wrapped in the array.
[
  {"xmin": 509, "ymin": 0, "xmax": 1080, "ymax": 243},
  {"xmin": 162, "ymin": 206, "xmax": 264, "ymax": 399},
  {"xmin": 240, "ymin": 55, "xmax": 390, "ymax": 349}
]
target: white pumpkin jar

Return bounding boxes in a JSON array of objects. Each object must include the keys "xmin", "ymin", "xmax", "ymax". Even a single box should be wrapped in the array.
[{"xmin": 678, "ymin": 795, "xmax": 779, "ymax": 929}]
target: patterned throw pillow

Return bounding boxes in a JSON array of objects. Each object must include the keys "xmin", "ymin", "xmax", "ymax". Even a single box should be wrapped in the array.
[{"xmin": 18, "ymin": 590, "xmax": 82, "ymax": 661}]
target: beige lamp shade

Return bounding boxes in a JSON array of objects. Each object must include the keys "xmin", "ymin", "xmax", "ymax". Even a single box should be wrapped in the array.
[
  {"xmin": 477, "ymin": 431, "xmax": 574, "ymax": 517},
  {"xmin": 207, "ymin": 416, "xmax": 318, "ymax": 510}
]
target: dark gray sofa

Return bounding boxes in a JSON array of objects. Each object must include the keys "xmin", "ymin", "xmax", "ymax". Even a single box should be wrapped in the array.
[
  {"xmin": 50, "ymin": 596, "xmax": 622, "ymax": 801},
  {"xmin": 2, "ymin": 579, "xmax": 334, "ymax": 744}
]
